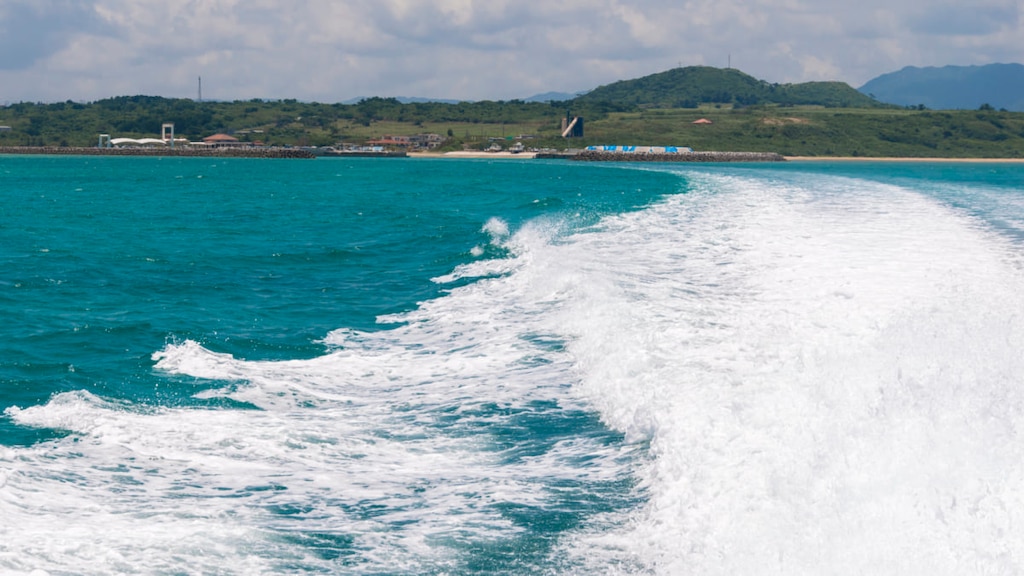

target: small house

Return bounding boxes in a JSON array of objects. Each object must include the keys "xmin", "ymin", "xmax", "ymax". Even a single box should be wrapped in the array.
[{"xmin": 203, "ymin": 133, "xmax": 242, "ymax": 146}]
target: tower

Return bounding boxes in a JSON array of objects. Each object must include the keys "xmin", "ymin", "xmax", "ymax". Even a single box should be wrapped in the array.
[
  {"xmin": 561, "ymin": 112, "xmax": 584, "ymax": 138},
  {"xmin": 161, "ymin": 123, "xmax": 175, "ymax": 149}
]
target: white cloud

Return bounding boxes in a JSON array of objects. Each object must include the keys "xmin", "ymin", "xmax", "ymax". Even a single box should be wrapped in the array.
[
  {"xmin": 0, "ymin": 1, "xmax": 111, "ymax": 71},
  {"xmin": 0, "ymin": 0, "xmax": 1021, "ymax": 103},
  {"xmin": 904, "ymin": 2, "xmax": 1018, "ymax": 36}
]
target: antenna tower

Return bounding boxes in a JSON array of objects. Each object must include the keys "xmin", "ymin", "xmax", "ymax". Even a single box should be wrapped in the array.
[{"xmin": 198, "ymin": 76, "xmax": 202, "ymax": 102}]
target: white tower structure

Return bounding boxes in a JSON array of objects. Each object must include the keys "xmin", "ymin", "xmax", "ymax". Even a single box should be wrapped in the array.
[{"xmin": 161, "ymin": 123, "xmax": 175, "ymax": 149}]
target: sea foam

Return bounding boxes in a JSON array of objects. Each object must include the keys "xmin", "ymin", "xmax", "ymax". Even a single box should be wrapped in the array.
[
  {"xmin": 5, "ymin": 165, "xmax": 1024, "ymax": 574},
  {"xmin": 541, "ymin": 171, "xmax": 1024, "ymax": 574}
]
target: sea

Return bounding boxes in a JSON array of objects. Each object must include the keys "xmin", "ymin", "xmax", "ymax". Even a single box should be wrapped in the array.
[{"xmin": 2, "ymin": 155, "xmax": 1024, "ymax": 575}]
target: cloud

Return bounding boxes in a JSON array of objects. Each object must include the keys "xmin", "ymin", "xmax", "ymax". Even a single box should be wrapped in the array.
[
  {"xmin": 0, "ymin": 0, "xmax": 1021, "ymax": 103},
  {"xmin": 906, "ymin": 3, "xmax": 1019, "ymax": 36},
  {"xmin": 0, "ymin": 1, "xmax": 112, "ymax": 71}
]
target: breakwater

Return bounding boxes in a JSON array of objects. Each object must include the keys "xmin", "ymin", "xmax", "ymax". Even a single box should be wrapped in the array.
[
  {"xmin": 569, "ymin": 150, "xmax": 786, "ymax": 162},
  {"xmin": 319, "ymin": 150, "xmax": 407, "ymax": 158},
  {"xmin": 0, "ymin": 146, "xmax": 316, "ymax": 159}
]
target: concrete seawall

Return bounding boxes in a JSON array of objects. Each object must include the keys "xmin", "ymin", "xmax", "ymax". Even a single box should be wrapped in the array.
[
  {"xmin": 569, "ymin": 150, "xmax": 786, "ymax": 162},
  {"xmin": 319, "ymin": 151, "xmax": 407, "ymax": 158},
  {"xmin": 0, "ymin": 146, "xmax": 316, "ymax": 159}
]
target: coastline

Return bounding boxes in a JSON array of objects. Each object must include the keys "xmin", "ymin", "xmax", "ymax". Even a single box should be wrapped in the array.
[
  {"xmin": 2, "ymin": 146, "xmax": 1021, "ymax": 164},
  {"xmin": 785, "ymin": 156, "xmax": 1024, "ymax": 163},
  {"xmin": 414, "ymin": 152, "xmax": 1024, "ymax": 163},
  {"xmin": 0, "ymin": 145, "xmax": 315, "ymax": 159},
  {"xmin": 408, "ymin": 151, "xmax": 538, "ymax": 159},
  {"xmin": 411, "ymin": 151, "xmax": 788, "ymax": 162}
]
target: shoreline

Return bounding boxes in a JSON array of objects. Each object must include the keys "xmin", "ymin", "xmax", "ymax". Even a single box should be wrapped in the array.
[
  {"xmin": 0, "ymin": 145, "xmax": 315, "ymax": 159},
  {"xmin": 416, "ymin": 152, "xmax": 1024, "ymax": 163},
  {"xmin": 1, "ymin": 146, "xmax": 1021, "ymax": 163},
  {"xmin": 785, "ymin": 156, "xmax": 1024, "ymax": 163},
  {"xmin": 572, "ymin": 150, "xmax": 785, "ymax": 162},
  {"xmin": 408, "ymin": 151, "xmax": 538, "ymax": 159}
]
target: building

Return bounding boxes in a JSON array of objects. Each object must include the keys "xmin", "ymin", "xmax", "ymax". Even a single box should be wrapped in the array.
[
  {"xmin": 110, "ymin": 137, "xmax": 169, "ymax": 147},
  {"xmin": 366, "ymin": 134, "xmax": 443, "ymax": 150},
  {"xmin": 202, "ymin": 133, "xmax": 242, "ymax": 147},
  {"xmin": 409, "ymin": 133, "xmax": 444, "ymax": 149},
  {"xmin": 366, "ymin": 135, "xmax": 412, "ymax": 148},
  {"xmin": 98, "ymin": 122, "xmax": 188, "ymax": 148}
]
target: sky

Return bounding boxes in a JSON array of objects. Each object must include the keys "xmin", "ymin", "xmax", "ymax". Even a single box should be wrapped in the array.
[{"xmin": 1, "ymin": 0, "xmax": 1021, "ymax": 104}]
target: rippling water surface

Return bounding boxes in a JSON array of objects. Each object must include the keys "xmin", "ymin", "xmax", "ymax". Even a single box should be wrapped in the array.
[{"xmin": 2, "ymin": 156, "xmax": 1024, "ymax": 575}]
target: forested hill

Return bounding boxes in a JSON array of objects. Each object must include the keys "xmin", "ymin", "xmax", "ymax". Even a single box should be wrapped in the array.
[
  {"xmin": 0, "ymin": 96, "xmax": 572, "ymax": 147},
  {"xmin": 573, "ymin": 66, "xmax": 885, "ymax": 108}
]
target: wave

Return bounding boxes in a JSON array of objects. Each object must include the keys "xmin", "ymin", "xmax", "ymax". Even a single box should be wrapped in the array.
[
  {"xmin": 3, "ymin": 213, "xmax": 640, "ymax": 573},
  {"xmin": 4, "ymin": 167, "xmax": 1024, "ymax": 574},
  {"xmin": 545, "ymin": 170, "xmax": 1024, "ymax": 574}
]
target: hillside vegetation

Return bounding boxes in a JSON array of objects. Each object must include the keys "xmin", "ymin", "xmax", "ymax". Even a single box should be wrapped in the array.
[
  {"xmin": 581, "ymin": 106, "xmax": 1024, "ymax": 158},
  {"xmin": 2, "ymin": 67, "xmax": 1024, "ymax": 158},
  {"xmin": 0, "ymin": 96, "xmax": 579, "ymax": 148},
  {"xmin": 576, "ymin": 66, "xmax": 884, "ymax": 109}
]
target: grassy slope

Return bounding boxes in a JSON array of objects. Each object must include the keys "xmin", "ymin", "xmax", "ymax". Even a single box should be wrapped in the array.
[{"xmin": 576, "ymin": 106, "xmax": 1024, "ymax": 158}]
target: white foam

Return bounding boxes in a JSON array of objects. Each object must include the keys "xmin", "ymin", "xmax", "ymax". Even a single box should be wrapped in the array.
[
  {"xmin": 482, "ymin": 216, "xmax": 510, "ymax": 242},
  {"xmin": 541, "ymin": 171, "xmax": 1024, "ymax": 574},
  {"xmin": 2, "ymin": 385, "xmax": 542, "ymax": 571},
  {"xmin": 5, "ymin": 167, "xmax": 1024, "ymax": 573},
  {"xmin": 3, "ymin": 225, "xmax": 621, "ymax": 572}
]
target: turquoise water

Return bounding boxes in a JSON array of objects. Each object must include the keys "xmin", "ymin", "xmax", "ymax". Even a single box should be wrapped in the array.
[{"xmin": 2, "ymin": 156, "xmax": 1024, "ymax": 574}]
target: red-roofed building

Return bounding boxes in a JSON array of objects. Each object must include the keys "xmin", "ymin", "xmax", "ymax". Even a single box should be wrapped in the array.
[
  {"xmin": 203, "ymin": 133, "xmax": 242, "ymax": 146},
  {"xmin": 366, "ymin": 135, "xmax": 413, "ymax": 147}
]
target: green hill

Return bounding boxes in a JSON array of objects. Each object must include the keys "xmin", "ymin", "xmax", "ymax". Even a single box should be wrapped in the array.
[{"xmin": 574, "ymin": 66, "xmax": 885, "ymax": 109}]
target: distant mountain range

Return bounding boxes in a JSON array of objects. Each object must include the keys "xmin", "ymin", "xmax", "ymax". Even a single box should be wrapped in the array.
[
  {"xmin": 340, "ymin": 96, "xmax": 463, "ymax": 105},
  {"xmin": 341, "ymin": 92, "xmax": 579, "ymax": 105},
  {"xmin": 523, "ymin": 91, "xmax": 579, "ymax": 103},
  {"xmin": 858, "ymin": 64, "xmax": 1024, "ymax": 111}
]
